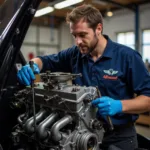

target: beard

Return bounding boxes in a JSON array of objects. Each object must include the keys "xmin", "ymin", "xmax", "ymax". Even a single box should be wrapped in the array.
[{"xmin": 78, "ymin": 34, "xmax": 99, "ymax": 55}]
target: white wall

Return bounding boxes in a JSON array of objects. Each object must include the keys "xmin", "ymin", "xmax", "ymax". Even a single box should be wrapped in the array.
[
  {"xmin": 103, "ymin": 3, "xmax": 150, "ymax": 54},
  {"xmin": 59, "ymin": 22, "xmax": 74, "ymax": 50},
  {"xmin": 103, "ymin": 10, "xmax": 135, "ymax": 40},
  {"xmin": 21, "ymin": 26, "xmax": 59, "ymax": 61}
]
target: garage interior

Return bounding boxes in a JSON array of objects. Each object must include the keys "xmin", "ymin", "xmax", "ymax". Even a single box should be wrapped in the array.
[{"xmin": 0, "ymin": 0, "xmax": 150, "ymax": 149}]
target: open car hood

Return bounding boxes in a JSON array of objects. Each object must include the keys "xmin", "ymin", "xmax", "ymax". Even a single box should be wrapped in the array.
[{"xmin": 0, "ymin": 0, "xmax": 42, "ymax": 97}]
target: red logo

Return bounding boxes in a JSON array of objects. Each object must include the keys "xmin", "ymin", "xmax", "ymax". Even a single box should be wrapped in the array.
[{"xmin": 103, "ymin": 75, "xmax": 118, "ymax": 80}]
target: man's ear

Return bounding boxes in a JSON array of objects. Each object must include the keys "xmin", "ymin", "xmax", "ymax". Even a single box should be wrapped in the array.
[{"xmin": 96, "ymin": 23, "xmax": 103, "ymax": 35}]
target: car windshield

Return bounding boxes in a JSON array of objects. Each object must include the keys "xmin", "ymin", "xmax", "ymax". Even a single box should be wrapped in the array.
[{"xmin": 0, "ymin": 0, "xmax": 24, "ymax": 35}]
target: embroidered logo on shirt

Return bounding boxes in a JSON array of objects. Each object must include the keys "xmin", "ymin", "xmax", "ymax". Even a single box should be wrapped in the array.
[
  {"xmin": 103, "ymin": 69, "xmax": 118, "ymax": 80},
  {"xmin": 103, "ymin": 69, "xmax": 118, "ymax": 75}
]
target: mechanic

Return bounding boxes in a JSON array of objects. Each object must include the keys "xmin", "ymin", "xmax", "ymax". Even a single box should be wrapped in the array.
[{"xmin": 17, "ymin": 4, "xmax": 150, "ymax": 150}]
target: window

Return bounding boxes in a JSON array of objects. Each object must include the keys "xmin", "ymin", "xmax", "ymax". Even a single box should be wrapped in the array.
[
  {"xmin": 142, "ymin": 29, "xmax": 150, "ymax": 62},
  {"xmin": 117, "ymin": 32, "xmax": 135, "ymax": 49}
]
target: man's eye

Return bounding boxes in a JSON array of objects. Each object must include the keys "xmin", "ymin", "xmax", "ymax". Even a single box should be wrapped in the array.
[
  {"xmin": 72, "ymin": 34, "xmax": 86, "ymax": 39},
  {"xmin": 80, "ymin": 34, "xmax": 86, "ymax": 37}
]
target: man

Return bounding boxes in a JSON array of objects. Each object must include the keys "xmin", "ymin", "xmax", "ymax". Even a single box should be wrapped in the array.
[
  {"xmin": 17, "ymin": 4, "xmax": 150, "ymax": 150},
  {"xmin": 145, "ymin": 59, "xmax": 150, "ymax": 72}
]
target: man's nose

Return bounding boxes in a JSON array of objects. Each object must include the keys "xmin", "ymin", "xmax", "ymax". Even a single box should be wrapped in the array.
[{"xmin": 75, "ymin": 37, "xmax": 82, "ymax": 45}]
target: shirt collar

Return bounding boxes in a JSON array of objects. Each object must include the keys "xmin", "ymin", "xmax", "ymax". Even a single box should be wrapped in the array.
[
  {"xmin": 81, "ymin": 35, "xmax": 115, "ymax": 59},
  {"xmin": 102, "ymin": 35, "xmax": 115, "ymax": 59}
]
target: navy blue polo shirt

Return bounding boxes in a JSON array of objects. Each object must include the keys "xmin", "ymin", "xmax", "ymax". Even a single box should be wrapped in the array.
[{"xmin": 38, "ymin": 35, "xmax": 150, "ymax": 125}]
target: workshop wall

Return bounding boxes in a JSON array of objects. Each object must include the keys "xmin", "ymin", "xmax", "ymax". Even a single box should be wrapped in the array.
[
  {"xmin": 22, "ymin": 26, "xmax": 59, "ymax": 61},
  {"xmin": 59, "ymin": 3, "xmax": 150, "ymax": 53},
  {"xmin": 21, "ymin": 3, "xmax": 150, "ymax": 61},
  {"xmin": 103, "ymin": 3, "xmax": 150, "ymax": 54}
]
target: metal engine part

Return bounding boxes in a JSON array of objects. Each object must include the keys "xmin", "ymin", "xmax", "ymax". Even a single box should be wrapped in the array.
[{"xmin": 12, "ymin": 72, "xmax": 104, "ymax": 150}]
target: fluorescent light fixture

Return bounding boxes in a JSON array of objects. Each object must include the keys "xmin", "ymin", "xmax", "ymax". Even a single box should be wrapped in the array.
[
  {"xmin": 35, "ymin": 7, "xmax": 54, "ymax": 17},
  {"xmin": 54, "ymin": 0, "xmax": 84, "ymax": 9}
]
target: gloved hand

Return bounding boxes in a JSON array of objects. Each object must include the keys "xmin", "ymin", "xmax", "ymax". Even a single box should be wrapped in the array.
[
  {"xmin": 17, "ymin": 63, "xmax": 40, "ymax": 86},
  {"xmin": 91, "ymin": 96, "xmax": 122, "ymax": 116}
]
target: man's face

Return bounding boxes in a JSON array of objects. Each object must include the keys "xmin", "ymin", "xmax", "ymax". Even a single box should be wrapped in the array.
[{"xmin": 70, "ymin": 20, "xmax": 98, "ymax": 54}]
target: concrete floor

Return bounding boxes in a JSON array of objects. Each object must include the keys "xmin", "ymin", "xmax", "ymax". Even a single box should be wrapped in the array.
[{"xmin": 136, "ymin": 124, "xmax": 150, "ymax": 138}]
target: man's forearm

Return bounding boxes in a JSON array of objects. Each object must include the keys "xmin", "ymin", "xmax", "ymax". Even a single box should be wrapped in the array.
[
  {"xmin": 31, "ymin": 58, "xmax": 43, "ymax": 71},
  {"xmin": 121, "ymin": 95, "xmax": 150, "ymax": 114}
]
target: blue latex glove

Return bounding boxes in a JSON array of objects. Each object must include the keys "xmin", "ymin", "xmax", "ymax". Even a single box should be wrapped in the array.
[
  {"xmin": 91, "ymin": 96, "xmax": 122, "ymax": 116},
  {"xmin": 17, "ymin": 63, "xmax": 40, "ymax": 86}
]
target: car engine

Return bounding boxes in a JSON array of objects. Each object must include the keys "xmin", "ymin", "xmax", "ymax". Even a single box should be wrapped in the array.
[{"xmin": 11, "ymin": 72, "xmax": 104, "ymax": 150}]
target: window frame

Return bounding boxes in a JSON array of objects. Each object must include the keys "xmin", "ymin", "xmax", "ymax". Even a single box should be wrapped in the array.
[
  {"xmin": 116, "ymin": 31, "xmax": 135, "ymax": 49},
  {"xmin": 142, "ymin": 28, "xmax": 150, "ymax": 62}
]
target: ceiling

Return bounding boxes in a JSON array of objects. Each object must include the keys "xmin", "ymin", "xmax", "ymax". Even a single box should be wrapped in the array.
[{"xmin": 0, "ymin": 0, "xmax": 150, "ymax": 27}]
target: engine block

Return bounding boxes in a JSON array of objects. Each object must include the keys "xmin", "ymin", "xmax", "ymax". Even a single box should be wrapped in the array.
[{"xmin": 12, "ymin": 72, "xmax": 104, "ymax": 150}]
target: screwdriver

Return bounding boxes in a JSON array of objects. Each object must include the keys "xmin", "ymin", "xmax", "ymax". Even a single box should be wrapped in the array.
[
  {"xmin": 96, "ymin": 87, "xmax": 114, "ymax": 131},
  {"xmin": 29, "ymin": 61, "xmax": 37, "ymax": 137}
]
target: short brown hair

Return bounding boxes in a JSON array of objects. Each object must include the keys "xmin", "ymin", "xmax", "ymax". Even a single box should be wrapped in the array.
[{"xmin": 66, "ymin": 4, "xmax": 103, "ymax": 31}]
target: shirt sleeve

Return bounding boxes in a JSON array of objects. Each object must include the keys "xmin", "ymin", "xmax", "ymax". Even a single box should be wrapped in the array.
[
  {"xmin": 126, "ymin": 51, "xmax": 150, "ymax": 97},
  {"xmin": 37, "ymin": 46, "xmax": 77, "ymax": 73}
]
